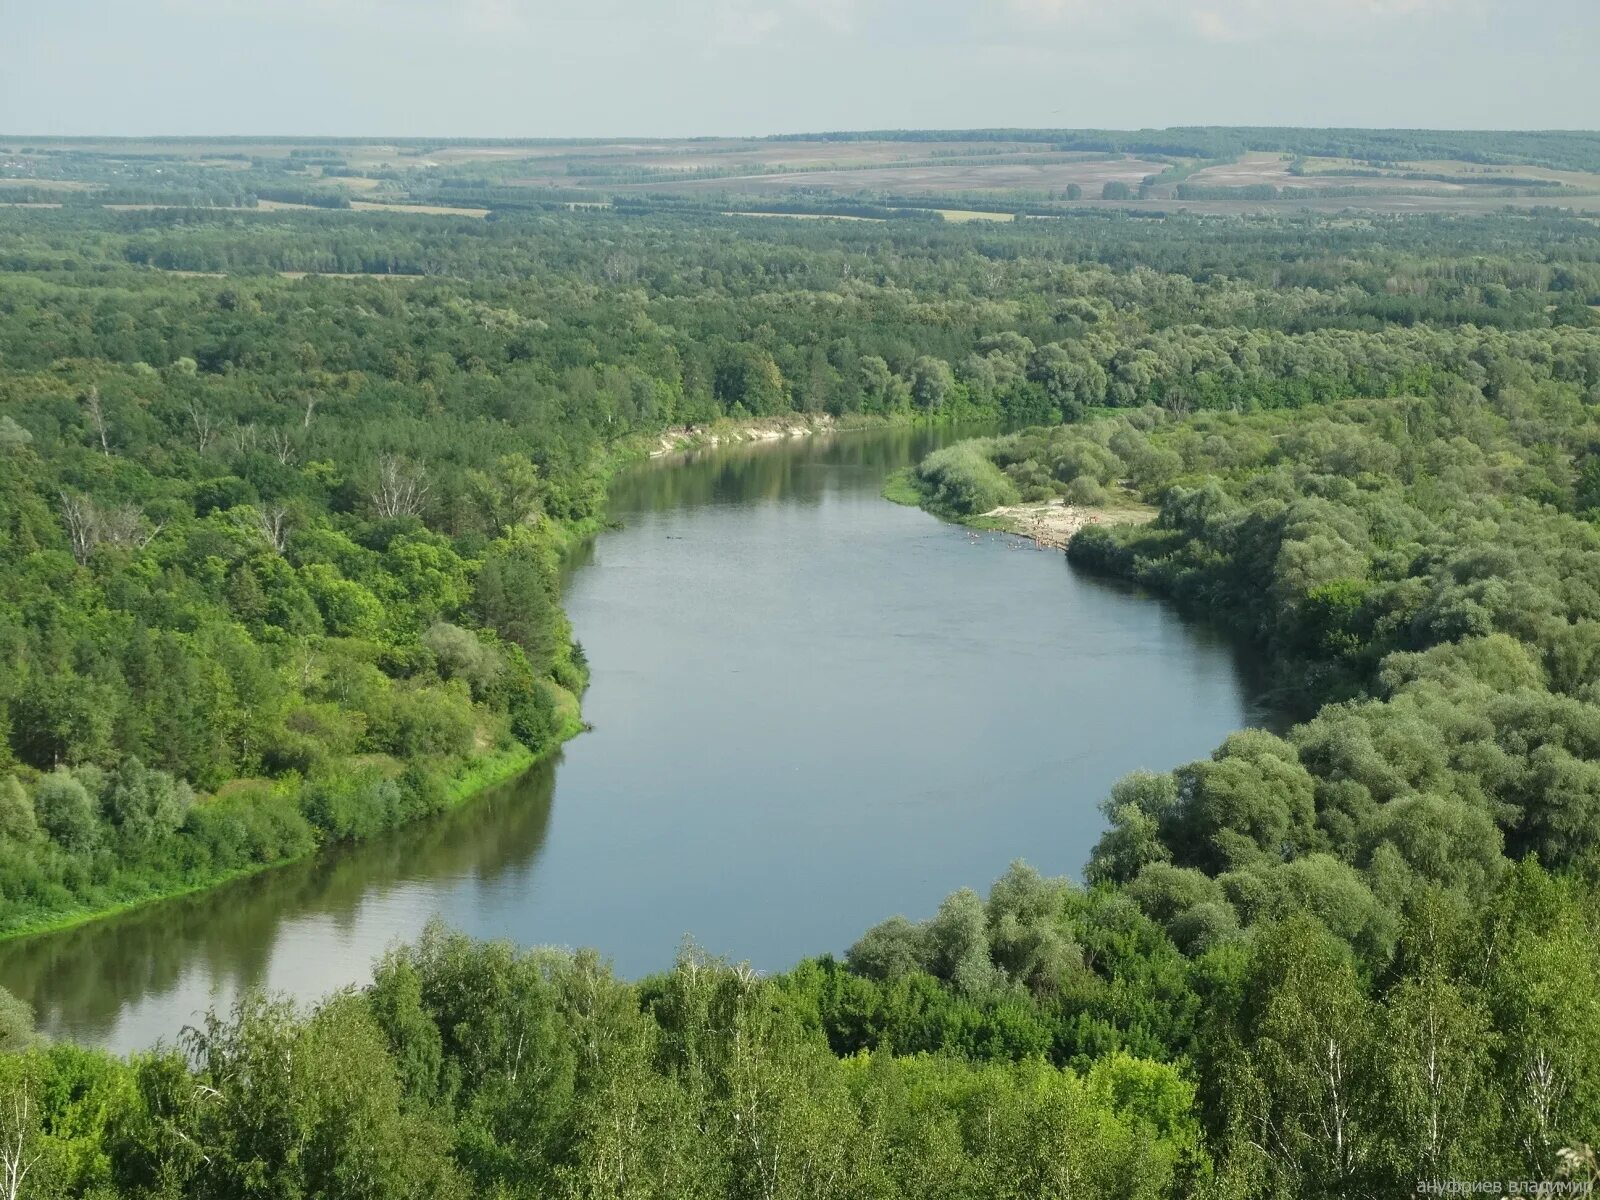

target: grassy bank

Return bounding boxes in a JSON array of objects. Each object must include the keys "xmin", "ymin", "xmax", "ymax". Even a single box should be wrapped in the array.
[
  {"xmin": 1, "ymin": 417, "xmax": 818, "ymax": 946},
  {"xmin": 0, "ymin": 414, "xmax": 955, "ymax": 946},
  {"xmin": 880, "ymin": 467, "xmax": 923, "ymax": 506},
  {"xmin": 0, "ymin": 724, "xmax": 583, "ymax": 945}
]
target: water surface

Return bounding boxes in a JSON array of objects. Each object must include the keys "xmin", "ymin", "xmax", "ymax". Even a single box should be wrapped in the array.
[{"xmin": 0, "ymin": 427, "xmax": 1272, "ymax": 1053}]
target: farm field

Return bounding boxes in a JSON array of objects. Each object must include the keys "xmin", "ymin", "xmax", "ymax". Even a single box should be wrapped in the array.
[{"xmin": 7, "ymin": 129, "xmax": 1600, "ymax": 217}]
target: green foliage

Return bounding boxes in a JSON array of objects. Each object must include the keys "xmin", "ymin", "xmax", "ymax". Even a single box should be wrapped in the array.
[
  {"xmin": 0, "ymin": 985, "xmax": 32, "ymax": 1053},
  {"xmin": 110, "ymin": 993, "xmax": 465, "ymax": 1199},
  {"xmin": 5, "ymin": 165, "xmax": 1600, "ymax": 1195},
  {"xmin": 0, "ymin": 922, "xmax": 1205, "ymax": 1200},
  {"xmin": 914, "ymin": 442, "xmax": 1020, "ymax": 516},
  {"xmin": 33, "ymin": 769, "xmax": 99, "ymax": 853},
  {"xmin": 886, "ymin": 232, "xmax": 1600, "ymax": 1188},
  {"xmin": 0, "ymin": 776, "xmax": 38, "ymax": 843}
]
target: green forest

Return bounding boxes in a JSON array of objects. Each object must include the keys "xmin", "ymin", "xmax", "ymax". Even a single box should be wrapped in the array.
[{"xmin": 2, "ymin": 179, "xmax": 1600, "ymax": 1197}]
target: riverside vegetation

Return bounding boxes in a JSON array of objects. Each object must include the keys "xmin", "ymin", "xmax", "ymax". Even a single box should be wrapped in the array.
[{"xmin": 1, "ymin": 157, "xmax": 1600, "ymax": 1197}]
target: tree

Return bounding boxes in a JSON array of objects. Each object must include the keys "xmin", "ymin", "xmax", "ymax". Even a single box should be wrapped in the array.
[
  {"xmin": 371, "ymin": 454, "xmax": 431, "ymax": 520},
  {"xmin": 468, "ymin": 455, "xmax": 543, "ymax": 536},
  {"xmin": 185, "ymin": 398, "xmax": 217, "ymax": 454},
  {"xmin": 1172, "ymin": 730, "xmax": 1320, "ymax": 874},
  {"xmin": 473, "ymin": 534, "xmax": 565, "ymax": 674},
  {"xmin": 0, "ymin": 416, "xmax": 30, "ymax": 450},
  {"xmin": 847, "ymin": 915, "xmax": 927, "ymax": 982},
  {"xmin": 81, "ymin": 385, "xmax": 110, "ymax": 456},
  {"xmin": 0, "ymin": 779, "xmax": 37, "ymax": 844},
  {"xmin": 102, "ymin": 758, "xmax": 193, "ymax": 844},
  {"xmin": 924, "ymin": 889, "xmax": 1000, "ymax": 994},
  {"xmin": 909, "ymin": 356, "xmax": 954, "ymax": 411},
  {"xmin": 32, "ymin": 770, "xmax": 99, "ymax": 852},
  {"xmin": 115, "ymin": 992, "xmax": 466, "ymax": 1200},
  {"xmin": 1088, "ymin": 771, "xmax": 1179, "ymax": 885},
  {"xmin": 1376, "ymin": 964, "xmax": 1495, "ymax": 1179},
  {"xmin": 715, "ymin": 345, "xmax": 787, "ymax": 415},
  {"xmin": 1233, "ymin": 917, "xmax": 1380, "ymax": 1195},
  {"xmin": 0, "ymin": 989, "xmax": 32, "ymax": 1054},
  {"xmin": 58, "ymin": 493, "xmax": 161, "ymax": 564},
  {"xmin": 859, "ymin": 355, "xmax": 909, "ymax": 412},
  {"xmin": 249, "ymin": 503, "xmax": 291, "ymax": 554},
  {"xmin": 1480, "ymin": 865, "xmax": 1600, "ymax": 1175},
  {"xmin": 0, "ymin": 1057, "xmax": 43, "ymax": 1200}
]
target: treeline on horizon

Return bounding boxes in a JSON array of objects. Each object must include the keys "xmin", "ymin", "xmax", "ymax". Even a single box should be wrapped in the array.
[
  {"xmin": 775, "ymin": 126, "xmax": 1600, "ymax": 173},
  {"xmin": 2, "ymin": 199, "xmax": 1600, "ymax": 1196}
]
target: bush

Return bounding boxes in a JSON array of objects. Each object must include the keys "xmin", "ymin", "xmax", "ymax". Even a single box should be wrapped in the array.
[
  {"xmin": 301, "ymin": 769, "xmax": 406, "ymax": 842},
  {"xmin": 916, "ymin": 442, "xmax": 1021, "ymax": 516},
  {"xmin": 423, "ymin": 622, "xmax": 503, "ymax": 695},
  {"xmin": 1064, "ymin": 474, "xmax": 1111, "ymax": 506},
  {"xmin": 103, "ymin": 758, "xmax": 193, "ymax": 844},
  {"xmin": 0, "ymin": 777, "xmax": 38, "ymax": 843},
  {"xmin": 368, "ymin": 686, "xmax": 476, "ymax": 761},
  {"xmin": 33, "ymin": 769, "xmax": 100, "ymax": 852}
]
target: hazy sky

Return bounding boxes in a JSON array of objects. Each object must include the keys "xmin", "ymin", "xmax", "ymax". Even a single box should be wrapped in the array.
[{"xmin": 4, "ymin": 0, "xmax": 1597, "ymax": 137}]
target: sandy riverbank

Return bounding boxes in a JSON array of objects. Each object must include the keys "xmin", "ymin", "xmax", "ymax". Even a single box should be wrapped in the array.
[
  {"xmin": 976, "ymin": 497, "xmax": 1155, "ymax": 549},
  {"xmin": 648, "ymin": 415, "xmax": 838, "ymax": 457}
]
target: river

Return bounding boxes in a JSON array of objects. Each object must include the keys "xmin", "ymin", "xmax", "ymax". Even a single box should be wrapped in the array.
[{"xmin": 0, "ymin": 425, "xmax": 1274, "ymax": 1054}]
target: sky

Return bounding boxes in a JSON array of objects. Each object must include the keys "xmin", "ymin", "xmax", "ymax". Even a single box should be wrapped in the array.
[{"xmin": 3, "ymin": 0, "xmax": 1597, "ymax": 137}]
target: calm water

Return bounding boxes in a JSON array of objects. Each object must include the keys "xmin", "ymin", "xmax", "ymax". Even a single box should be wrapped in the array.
[{"xmin": 0, "ymin": 427, "xmax": 1273, "ymax": 1054}]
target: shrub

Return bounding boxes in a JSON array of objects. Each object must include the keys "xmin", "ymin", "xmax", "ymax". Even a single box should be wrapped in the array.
[
  {"xmin": 1064, "ymin": 474, "xmax": 1111, "ymax": 506},
  {"xmin": 33, "ymin": 769, "xmax": 100, "ymax": 852},
  {"xmin": 0, "ymin": 777, "xmax": 38, "ymax": 843},
  {"xmin": 916, "ymin": 442, "xmax": 1021, "ymax": 516}
]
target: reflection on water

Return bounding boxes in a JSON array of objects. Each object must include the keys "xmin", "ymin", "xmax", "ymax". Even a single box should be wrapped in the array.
[
  {"xmin": 0, "ymin": 424, "xmax": 1276, "ymax": 1054},
  {"xmin": 0, "ymin": 760, "xmax": 556, "ymax": 1047},
  {"xmin": 605, "ymin": 425, "xmax": 976, "ymax": 516}
]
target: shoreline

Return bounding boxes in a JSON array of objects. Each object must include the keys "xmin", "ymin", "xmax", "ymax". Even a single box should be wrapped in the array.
[
  {"xmin": 0, "ymin": 412, "xmax": 966, "ymax": 948},
  {"xmin": 647, "ymin": 414, "xmax": 840, "ymax": 457},
  {"xmin": 883, "ymin": 467, "xmax": 1156, "ymax": 547},
  {"xmin": 966, "ymin": 497, "xmax": 1156, "ymax": 549},
  {"xmin": 642, "ymin": 410, "xmax": 987, "ymax": 460},
  {"xmin": 0, "ymin": 721, "xmax": 584, "ymax": 947}
]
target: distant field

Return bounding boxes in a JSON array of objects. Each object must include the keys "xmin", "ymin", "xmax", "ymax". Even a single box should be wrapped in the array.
[
  {"xmin": 349, "ymin": 200, "xmax": 489, "ymax": 217},
  {"xmin": 934, "ymin": 209, "xmax": 1016, "ymax": 222},
  {"xmin": 5, "ymin": 131, "xmax": 1600, "ymax": 217},
  {"xmin": 1181, "ymin": 153, "xmax": 1301, "ymax": 188},
  {"xmin": 0, "ymin": 177, "xmax": 93, "ymax": 191},
  {"xmin": 723, "ymin": 211, "xmax": 884, "ymax": 222},
  {"xmin": 576, "ymin": 154, "xmax": 1161, "ymax": 197},
  {"xmin": 151, "ymin": 268, "xmax": 426, "ymax": 280},
  {"xmin": 276, "ymin": 270, "xmax": 425, "ymax": 279}
]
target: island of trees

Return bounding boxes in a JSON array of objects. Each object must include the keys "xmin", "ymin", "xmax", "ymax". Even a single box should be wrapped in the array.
[{"xmin": 1, "ymin": 139, "xmax": 1599, "ymax": 1196}]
